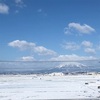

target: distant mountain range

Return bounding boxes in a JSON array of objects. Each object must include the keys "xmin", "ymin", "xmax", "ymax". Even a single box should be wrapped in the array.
[{"xmin": 0, "ymin": 61, "xmax": 100, "ymax": 74}]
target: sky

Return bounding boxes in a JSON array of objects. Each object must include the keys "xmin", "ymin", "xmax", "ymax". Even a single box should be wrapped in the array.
[{"xmin": 0, "ymin": 0, "xmax": 100, "ymax": 61}]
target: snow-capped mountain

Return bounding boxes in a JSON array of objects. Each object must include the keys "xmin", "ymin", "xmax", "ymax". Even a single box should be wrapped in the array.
[
  {"xmin": 45, "ymin": 62, "xmax": 87, "ymax": 73},
  {"xmin": 56, "ymin": 62, "xmax": 86, "ymax": 68}
]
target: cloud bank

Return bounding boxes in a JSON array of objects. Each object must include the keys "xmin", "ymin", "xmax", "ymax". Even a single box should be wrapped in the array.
[{"xmin": 51, "ymin": 54, "xmax": 97, "ymax": 61}]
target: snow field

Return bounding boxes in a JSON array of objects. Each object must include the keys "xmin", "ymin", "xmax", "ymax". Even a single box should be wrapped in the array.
[{"xmin": 0, "ymin": 74, "xmax": 100, "ymax": 100}]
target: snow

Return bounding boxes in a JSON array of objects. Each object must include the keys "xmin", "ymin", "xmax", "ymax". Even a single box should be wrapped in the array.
[
  {"xmin": 56, "ymin": 62, "xmax": 86, "ymax": 68},
  {"xmin": 0, "ymin": 74, "xmax": 100, "ymax": 99}
]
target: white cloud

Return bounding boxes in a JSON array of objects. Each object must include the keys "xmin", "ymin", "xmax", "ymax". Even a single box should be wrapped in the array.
[
  {"xmin": 51, "ymin": 54, "xmax": 97, "ymax": 61},
  {"xmin": 0, "ymin": 3, "xmax": 9, "ymax": 14},
  {"xmin": 97, "ymin": 45, "xmax": 100, "ymax": 50},
  {"xmin": 8, "ymin": 40, "xmax": 35, "ymax": 50},
  {"xmin": 15, "ymin": 0, "xmax": 26, "ymax": 8},
  {"xmin": 62, "ymin": 41, "xmax": 96, "ymax": 55},
  {"xmin": 8, "ymin": 40, "xmax": 56, "ymax": 56},
  {"xmin": 62, "ymin": 42, "xmax": 80, "ymax": 50},
  {"xmin": 65, "ymin": 22, "xmax": 95, "ymax": 35},
  {"xmin": 84, "ymin": 48, "xmax": 96, "ymax": 54},
  {"xmin": 34, "ymin": 46, "xmax": 56, "ymax": 55},
  {"xmin": 21, "ymin": 56, "xmax": 35, "ymax": 61},
  {"xmin": 82, "ymin": 41, "xmax": 93, "ymax": 47},
  {"xmin": 96, "ymin": 42, "xmax": 100, "ymax": 50}
]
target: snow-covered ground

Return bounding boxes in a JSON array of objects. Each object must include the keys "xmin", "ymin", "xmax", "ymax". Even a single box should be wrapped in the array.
[{"xmin": 0, "ymin": 74, "xmax": 100, "ymax": 100}]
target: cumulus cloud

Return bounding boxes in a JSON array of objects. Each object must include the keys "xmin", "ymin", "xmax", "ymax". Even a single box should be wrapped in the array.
[
  {"xmin": 51, "ymin": 54, "xmax": 97, "ymax": 61},
  {"xmin": 21, "ymin": 56, "xmax": 35, "ymax": 61},
  {"xmin": 65, "ymin": 22, "xmax": 95, "ymax": 35},
  {"xmin": 82, "ymin": 41, "xmax": 93, "ymax": 47},
  {"xmin": 62, "ymin": 40, "xmax": 96, "ymax": 55},
  {"xmin": 62, "ymin": 42, "xmax": 80, "ymax": 50},
  {"xmin": 84, "ymin": 48, "xmax": 96, "ymax": 54},
  {"xmin": 34, "ymin": 46, "xmax": 56, "ymax": 55},
  {"xmin": 8, "ymin": 40, "xmax": 35, "ymax": 50},
  {"xmin": 0, "ymin": 3, "xmax": 9, "ymax": 14},
  {"xmin": 8, "ymin": 40, "xmax": 56, "ymax": 56}
]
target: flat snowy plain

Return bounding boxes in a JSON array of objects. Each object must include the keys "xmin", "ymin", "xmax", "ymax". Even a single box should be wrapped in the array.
[{"xmin": 0, "ymin": 74, "xmax": 100, "ymax": 100}]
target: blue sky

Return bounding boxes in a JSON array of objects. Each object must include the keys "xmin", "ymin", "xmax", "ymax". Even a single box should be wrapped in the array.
[{"xmin": 0, "ymin": 0, "xmax": 100, "ymax": 61}]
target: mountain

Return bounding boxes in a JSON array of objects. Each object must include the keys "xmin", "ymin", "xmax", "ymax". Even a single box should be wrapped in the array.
[
  {"xmin": 55, "ymin": 62, "xmax": 86, "ymax": 68},
  {"xmin": 44, "ymin": 62, "xmax": 87, "ymax": 73}
]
